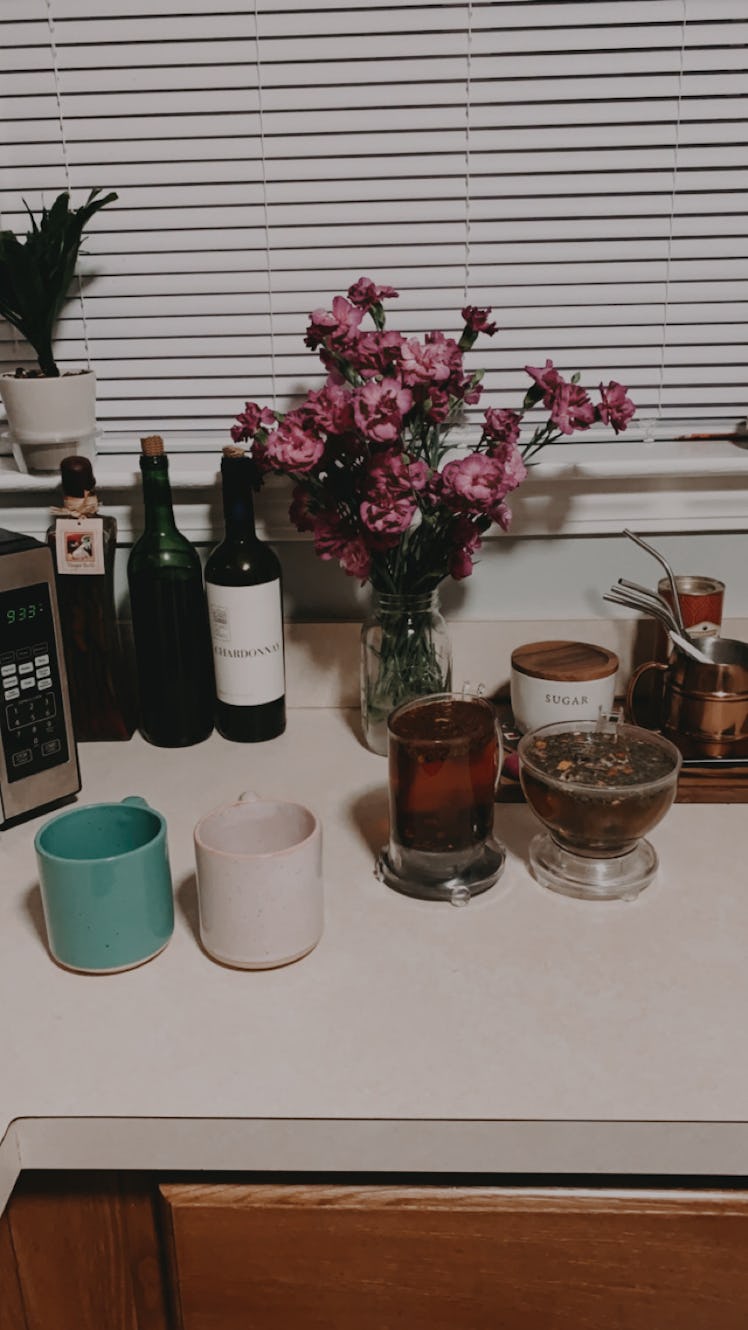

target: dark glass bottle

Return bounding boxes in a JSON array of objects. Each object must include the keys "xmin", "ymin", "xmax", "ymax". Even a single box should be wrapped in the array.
[
  {"xmin": 46, "ymin": 455, "xmax": 135, "ymax": 741},
  {"xmin": 205, "ymin": 447, "xmax": 286, "ymax": 742},
  {"xmin": 127, "ymin": 435, "xmax": 214, "ymax": 747}
]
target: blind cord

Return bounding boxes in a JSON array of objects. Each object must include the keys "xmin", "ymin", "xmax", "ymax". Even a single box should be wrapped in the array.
[
  {"xmin": 253, "ymin": 0, "xmax": 277, "ymax": 409},
  {"xmin": 462, "ymin": 0, "xmax": 474, "ymax": 306},
  {"xmin": 46, "ymin": 0, "xmax": 92, "ymax": 372},
  {"xmin": 654, "ymin": 0, "xmax": 688, "ymax": 426}
]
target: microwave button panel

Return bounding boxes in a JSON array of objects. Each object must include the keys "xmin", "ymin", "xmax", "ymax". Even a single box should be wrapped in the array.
[{"xmin": 0, "ymin": 588, "xmax": 70, "ymax": 785}]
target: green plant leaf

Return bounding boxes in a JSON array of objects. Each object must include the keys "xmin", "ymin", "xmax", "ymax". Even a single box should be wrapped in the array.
[{"xmin": 0, "ymin": 188, "xmax": 118, "ymax": 375}]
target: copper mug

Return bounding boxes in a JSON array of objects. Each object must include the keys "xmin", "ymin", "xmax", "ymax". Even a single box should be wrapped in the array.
[{"xmin": 627, "ymin": 637, "xmax": 748, "ymax": 759}]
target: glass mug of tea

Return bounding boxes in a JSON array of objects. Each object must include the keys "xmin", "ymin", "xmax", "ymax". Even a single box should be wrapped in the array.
[{"xmin": 376, "ymin": 692, "xmax": 506, "ymax": 904}]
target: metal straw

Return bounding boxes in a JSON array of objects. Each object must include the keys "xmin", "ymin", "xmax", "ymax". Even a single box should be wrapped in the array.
[
  {"xmin": 622, "ymin": 529, "xmax": 687, "ymax": 635},
  {"xmin": 603, "ymin": 590, "xmax": 712, "ymax": 663},
  {"xmin": 615, "ymin": 580, "xmax": 694, "ymax": 635},
  {"xmin": 603, "ymin": 589, "xmax": 679, "ymax": 636}
]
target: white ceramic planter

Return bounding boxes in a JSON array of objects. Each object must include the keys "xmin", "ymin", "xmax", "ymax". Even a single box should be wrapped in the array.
[{"xmin": 0, "ymin": 368, "xmax": 97, "ymax": 472}]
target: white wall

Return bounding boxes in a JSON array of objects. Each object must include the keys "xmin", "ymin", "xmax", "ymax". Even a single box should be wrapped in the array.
[{"xmin": 110, "ymin": 529, "xmax": 746, "ymax": 624}]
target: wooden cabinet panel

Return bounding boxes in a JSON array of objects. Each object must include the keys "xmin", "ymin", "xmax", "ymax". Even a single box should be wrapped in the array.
[
  {"xmin": 160, "ymin": 1182, "xmax": 748, "ymax": 1330},
  {"xmin": 0, "ymin": 1211, "xmax": 26, "ymax": 1330},
  {"xmin": 7, "ymin": 1173, "xmax": 169, "ymax": 1330}
]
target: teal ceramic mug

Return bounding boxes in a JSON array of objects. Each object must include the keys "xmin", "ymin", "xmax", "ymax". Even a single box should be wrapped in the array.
[{"xmin": 34, "ymin": 795, "xmax": 174, "ymax": 973}]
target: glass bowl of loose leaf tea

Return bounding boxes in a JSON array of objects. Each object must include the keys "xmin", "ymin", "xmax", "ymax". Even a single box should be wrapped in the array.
[{"xmin": 518, "ymin": 717, "xmax": 681, "ymax": 901}]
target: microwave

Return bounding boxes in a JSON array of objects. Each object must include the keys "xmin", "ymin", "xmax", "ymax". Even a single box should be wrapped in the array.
[{"xmin": 0, "ymin": 528, "xmax": 80, "ymax": 826}]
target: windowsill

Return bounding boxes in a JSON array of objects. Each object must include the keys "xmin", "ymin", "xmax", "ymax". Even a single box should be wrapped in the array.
[{"xmin": 2, "ymin": 431, "xmax": 747, "ymax": 542}]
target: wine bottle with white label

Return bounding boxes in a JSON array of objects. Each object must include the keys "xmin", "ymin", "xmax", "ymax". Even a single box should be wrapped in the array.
[{"xmin": 205, "ymin": 447, "xmax": 286, "ymax": 742}]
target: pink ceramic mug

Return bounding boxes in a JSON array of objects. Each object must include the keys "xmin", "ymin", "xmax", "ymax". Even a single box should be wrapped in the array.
[{"xmin": 193, "ymin": 791, "xmax": 323, "ymax": 969}]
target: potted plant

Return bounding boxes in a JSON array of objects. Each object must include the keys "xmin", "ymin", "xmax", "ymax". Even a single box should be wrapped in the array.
[{"xmin": 0, "ymin": 187, "xmax": 117, "ymax": 471}]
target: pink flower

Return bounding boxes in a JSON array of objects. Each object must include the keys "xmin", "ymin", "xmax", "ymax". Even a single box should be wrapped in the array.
[
  {"xmin": 313, "ymin": 512, "xmax": 358, "ymax": 562},
  {"xmin": 347, "ymin": 277, "xmax": 399, "ymax": 308},
  {"xmin": 400, "ymin": 338, "xmax": 449, "ymax": 386},
  {"xmin": 353, "ymin": 377, "xmax": 413, "ymax": 443},
  {"xmin": 548, "ymin": 380, "xmax": 595, "ymax": 435},
  {"xmin": 312, "ymin": 513, "xmax": 371, "ymax": 581},
  {"xmin": 525, "ymin": 359, "xmax": 563, "ymax": 405},
  {"xmin": 405, "ymin": 458, "xmax": 429, "ymax": 491},
  {"xmin": 448, "ymin": 517, "xmax": 483, "ymax": 581},
  {"xmin": 230, "ymin": 400, "xmax": 276, "ymax": 443},
  {"xmin": 350, "ymin": 329, "xmax": 404, "ymax": 378},
  {"xmin": 461, "ymin": 377, "xmax": 483, "ymax": 406},
  {"xmin": 482, "ymin": 407, "xmax": 521, "ymax": 447},
  {"xmin": 264, "ymin": 420, "xmax": 325, "ymax": 472},
  {"xmin": 492, "ymin": 500, "xmax": 513, "ymax": 531},
  {"xmin": 338, "ymin": 536, "xmax": 372, "ymax": 581},
  {"xmin": 424, "ymin": 387, "xmax": 451, "ymax": 422},
  {"xmin": 289, "ymin": 485, "xmax": 316, "ymax": 533},
  {"xmin": 305, "ymin": 296, "xmax": 364, "ymax": 352},
  {"xmin": 328, "ymin": 295, "xmax": 365, "ymax": 348},
  {"xmin": 439, "ymin": 454, "xmax": 507, "ymax": 511},
  {"xmin": 368, "ymin": 450, "xmax": 429, "ymax": 497},
  {"xmin": 305, "ymin": 380, "xmax": 355, "ymax": 434},
  {"xmin": 461, "ymin": 306, "xmax": 497, "ymax": 336},
  {"xmin": 304, "ymin": 308, "xmax": 338, "ymax": 351},
  {"xmin": 597, "ymin": 381, "xmax": 636, "ymax": 434},
  {"xmin": 360, "ymin": 494, "xmax": 416, "ymax": 536},
  {"xmin": 400, "ymin": 332, "xmax": 462, "ymax": 388},
  {"xmin": 312, "ymin": 513, "xmax": 345, "ymax": 561},
  {"xmin": 486, "ymin": 438, "xmax": 527, "ymax": 492},
  {"xmin": 450, "ymin": 547, "xmax": 474, "ymax": 580}
]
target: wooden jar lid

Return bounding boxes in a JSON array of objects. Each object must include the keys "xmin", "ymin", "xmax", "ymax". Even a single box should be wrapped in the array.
[{"xmin": 511, "ymin": 640, "xmax": 619, "ymax": 682}]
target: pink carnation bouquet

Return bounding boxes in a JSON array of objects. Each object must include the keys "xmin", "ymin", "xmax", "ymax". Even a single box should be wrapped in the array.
[{"xmin": 231, "ymin": 279, "xmax": 636, "ymax": 746}]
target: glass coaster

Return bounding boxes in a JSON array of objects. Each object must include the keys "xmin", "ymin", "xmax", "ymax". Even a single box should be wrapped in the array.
[
  {"xmin": 375, "ymin": 837, "xmax": 506, "ymax": 906},
  {"xmin": 528, "ymin": 831, "xmax": 658, "ymax": 902}
]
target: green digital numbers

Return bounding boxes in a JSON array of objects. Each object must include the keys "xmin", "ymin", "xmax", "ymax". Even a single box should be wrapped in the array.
[{"xmin": 5, "ymin": 601, "xmax": 42, "ymax": 626}]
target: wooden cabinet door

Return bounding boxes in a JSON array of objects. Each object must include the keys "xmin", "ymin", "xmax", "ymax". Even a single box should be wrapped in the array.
[
  {"xmin": 0, "ymin": 1211, "xmax": 26, "ymax": 1330},
  {"xmin": 160, "ymin": 1182, "xmax": 748, "ymax": 1330},
  {"xmin": 4, "ymin": 1173, "xmax": 169, "ymax": 1330}
]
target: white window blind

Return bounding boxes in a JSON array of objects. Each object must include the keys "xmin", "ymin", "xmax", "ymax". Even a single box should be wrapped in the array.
[{"xmin": 1, "ymin": 0, "xmax": 746, "ymax": 446}]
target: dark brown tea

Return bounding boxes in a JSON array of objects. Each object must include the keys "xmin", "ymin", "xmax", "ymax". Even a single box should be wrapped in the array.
[
  {"xmin": 520, "ymin": 728, "xmax": 679, "ymax": 856},
  {"xmin": 388, "ymin": 696, "xmax": 498, "ymax": 854}
]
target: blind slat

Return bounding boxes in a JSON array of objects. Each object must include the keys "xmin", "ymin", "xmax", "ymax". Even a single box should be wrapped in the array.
[{"xmin": 4, "ymin": 0, "xmax": 745, "ymax": 21}]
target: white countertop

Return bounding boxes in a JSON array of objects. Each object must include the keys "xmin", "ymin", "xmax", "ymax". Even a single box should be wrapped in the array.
[{"xmin": 2, "ymin": 709, "xmax": 747, "ymax": 1211}]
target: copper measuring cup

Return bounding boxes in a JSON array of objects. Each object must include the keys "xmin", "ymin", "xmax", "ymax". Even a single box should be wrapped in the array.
[{"xmin": 627, "ymin": 637, "xmax": 748, "ymax": 759}]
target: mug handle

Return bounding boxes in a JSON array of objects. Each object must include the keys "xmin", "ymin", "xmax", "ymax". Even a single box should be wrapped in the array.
[
  {"xmin": 122, "ymin": 795, "xmax": 150, "ymax": 808},
  {"xmin": 238, "ymin": 791, "xmax": 261, "ymax": 804},
  {"xmin": 626, "ymin": 660, "xmax": 668, "ymax": 729}
]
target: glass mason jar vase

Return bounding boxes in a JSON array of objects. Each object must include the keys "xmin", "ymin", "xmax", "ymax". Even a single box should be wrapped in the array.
[{"xmin": 360, "ymin": 589, "xmax": 452, "ymax": 755}]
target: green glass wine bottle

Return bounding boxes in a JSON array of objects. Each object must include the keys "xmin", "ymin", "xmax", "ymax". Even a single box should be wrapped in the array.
[
  {"xmin": 205, "ymin": 446, "xmax": 286, "ymax": 742},
  {"xmin": 127, "ymin": 435, "xmax": 214, "ymax": 747}
]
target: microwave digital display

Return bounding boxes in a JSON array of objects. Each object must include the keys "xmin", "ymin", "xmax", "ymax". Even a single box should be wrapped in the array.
[{"xmin": 3, "ymin": 591, "xmax": 48, "ymax": 630}]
